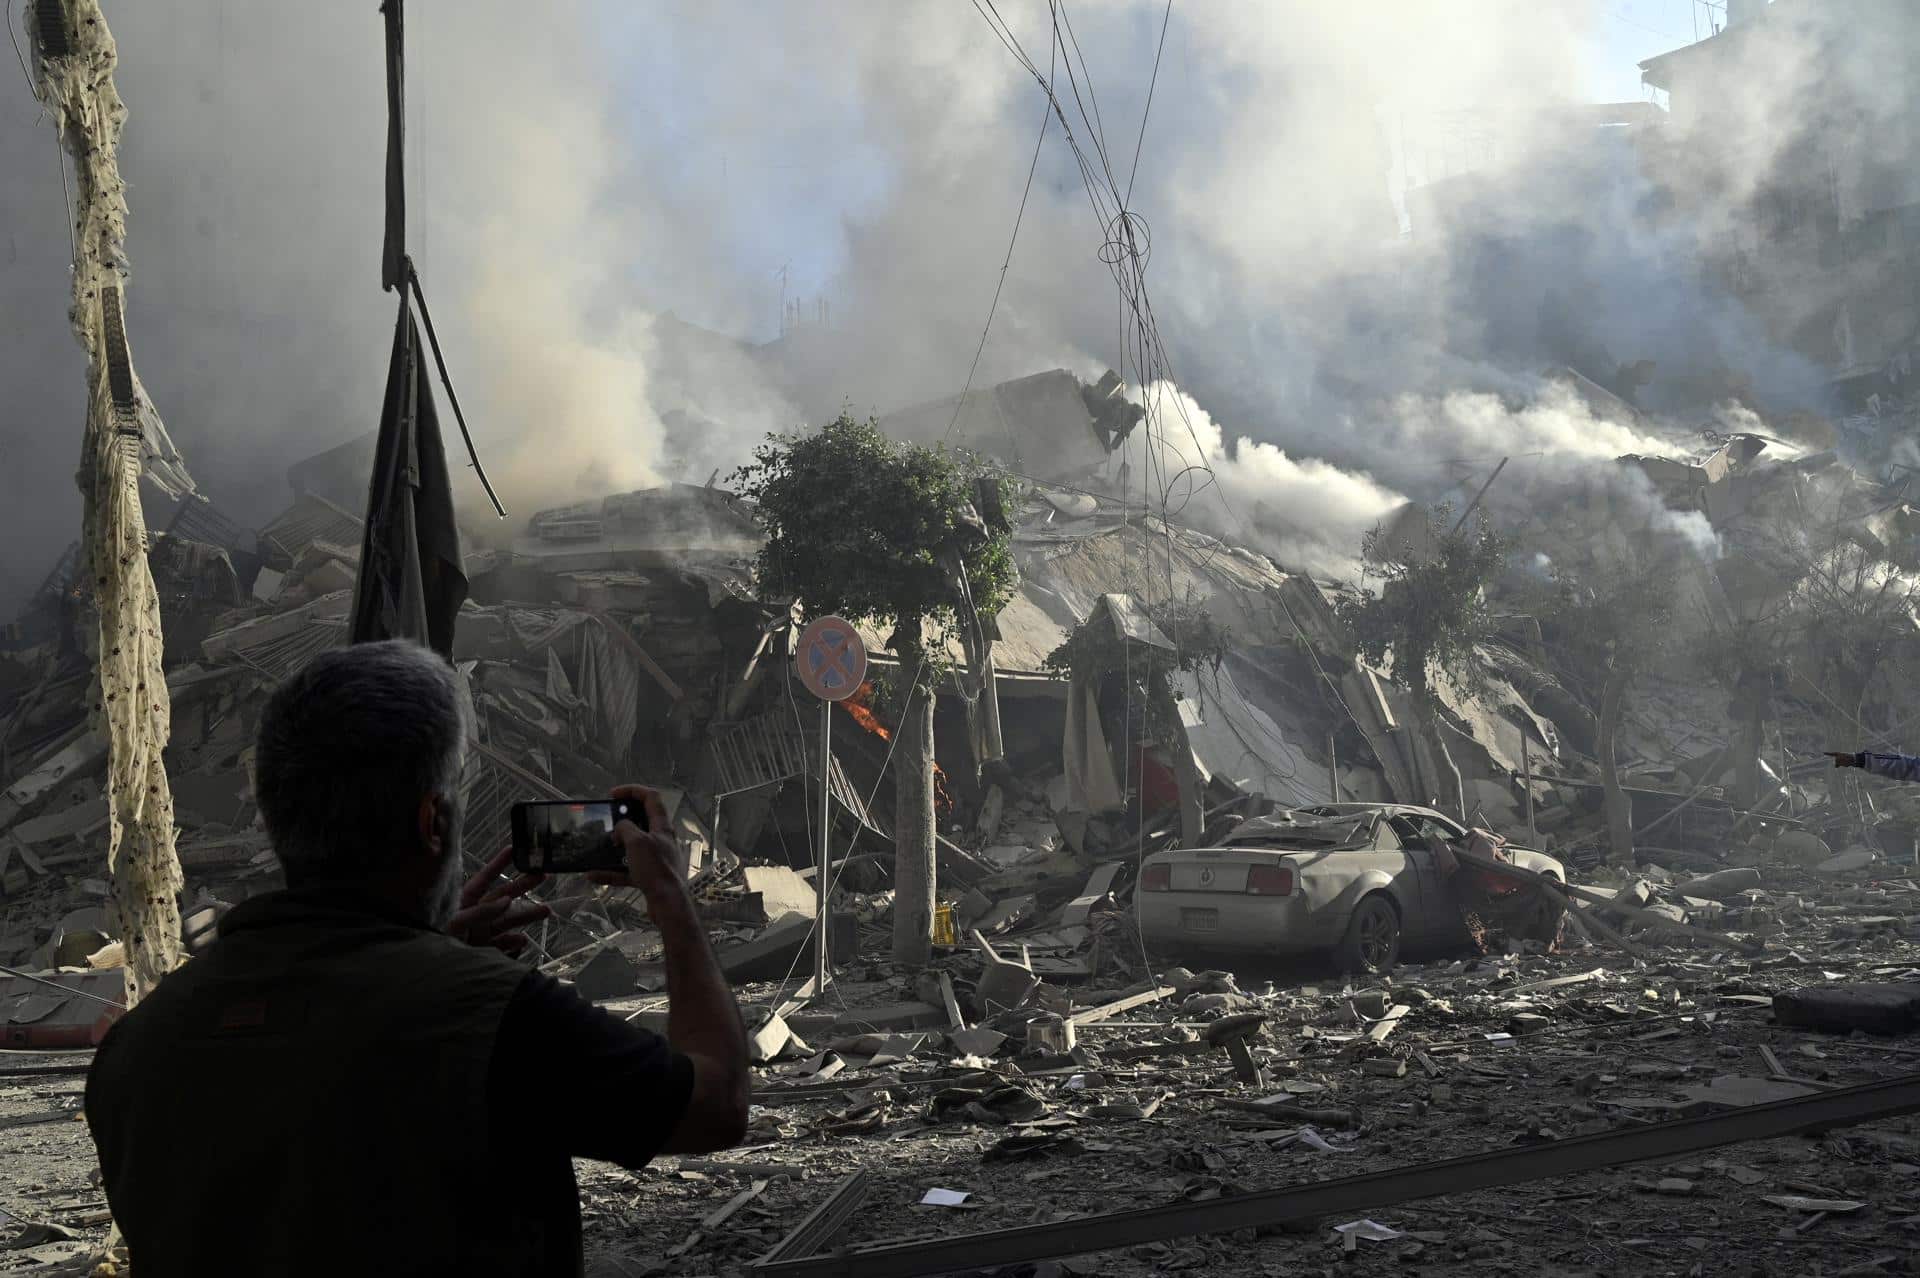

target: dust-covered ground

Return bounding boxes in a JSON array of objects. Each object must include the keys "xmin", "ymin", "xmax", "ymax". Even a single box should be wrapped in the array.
[{"xmin": 11, "ymin": 891, "xmax": 1920, "ymax": 1278}]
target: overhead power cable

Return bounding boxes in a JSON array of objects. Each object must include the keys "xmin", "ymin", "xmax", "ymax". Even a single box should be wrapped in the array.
[{"xmin": 943, "ymin": 20, "xmax": 1058, "ymax": 444}]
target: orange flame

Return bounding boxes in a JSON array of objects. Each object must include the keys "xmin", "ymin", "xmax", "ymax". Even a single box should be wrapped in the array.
[
  {"xmin": 844, "ymin": 682, "xmax": 892, "ymax": 742},
  {"xmin": 844, "ymin": 682, "xmax": 953, "ymax": 814}
]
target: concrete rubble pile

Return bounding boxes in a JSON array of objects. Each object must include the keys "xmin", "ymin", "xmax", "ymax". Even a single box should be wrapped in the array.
[
  {"xmin": 6, "ymin": 365, "xmax": 1920, "ymax": 1273},
  {"xmin": 570, "ymin": 854, "xmax": 1920, "ymax": 1275}
]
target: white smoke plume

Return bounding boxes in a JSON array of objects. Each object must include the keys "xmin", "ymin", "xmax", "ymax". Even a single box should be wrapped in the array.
[
  {"xmin": 1123, "ymin": 382, "xmax": 1403, "ymax": 579},
  {"xmin": 0, "ymin": 1, "xmax": 1867, "ymax": 615}
]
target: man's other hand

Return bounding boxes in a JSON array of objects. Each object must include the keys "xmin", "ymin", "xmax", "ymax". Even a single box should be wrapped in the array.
[
  {"xmin": 1827, "ymin": 751, "xmax": 1864, "ymax": 769},
  {"xmin": 588, "ymin": 785, "xmax": 688, "ymax": 898},
  {"xmin": 449, "ymin": 845, "xmax": 552, "ymax": 955}
]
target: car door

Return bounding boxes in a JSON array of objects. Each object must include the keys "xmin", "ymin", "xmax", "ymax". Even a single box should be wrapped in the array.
[
  {"xmin": 1362, "ymin": 816, "xmax": 1429, "ymax": 942},
  {"xmin": 1388, "ymin": 814, "xmax": 1457, "ymax": 943},
  {"xmin": 1412, "ymin": 814, "xmax": 1479, "ymax": 946}
]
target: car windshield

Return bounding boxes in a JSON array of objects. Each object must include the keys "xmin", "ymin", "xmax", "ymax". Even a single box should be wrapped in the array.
[{"xmin": 1221, "ymin": 811, "xmax": 1374, "ymax": 849}]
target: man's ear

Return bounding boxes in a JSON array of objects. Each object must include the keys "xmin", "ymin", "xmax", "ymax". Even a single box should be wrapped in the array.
[{"xmin": 417, "ymin": 793, "xmax": 450, "ymax": 860}]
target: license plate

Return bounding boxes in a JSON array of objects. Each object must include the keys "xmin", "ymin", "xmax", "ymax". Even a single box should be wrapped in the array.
[{"xmin": 1181, "ymin": 908, "xmax": 1219, "ymax": 932}]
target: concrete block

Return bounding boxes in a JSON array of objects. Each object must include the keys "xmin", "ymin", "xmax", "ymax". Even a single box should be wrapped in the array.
[{"xmin": 744, "ymin": 865, "xmax": 818, "ymax": 920}]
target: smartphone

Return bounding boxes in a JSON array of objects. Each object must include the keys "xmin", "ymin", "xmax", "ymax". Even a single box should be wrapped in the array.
[{"xmin": 510, "ymin": 798, "xmax": 645, "ymax": 874}]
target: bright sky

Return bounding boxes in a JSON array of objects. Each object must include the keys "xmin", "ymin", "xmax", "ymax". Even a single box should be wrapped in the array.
[{"xmin": 1588, "ymin": 0, "xmax": 1724, "ymax": 101}]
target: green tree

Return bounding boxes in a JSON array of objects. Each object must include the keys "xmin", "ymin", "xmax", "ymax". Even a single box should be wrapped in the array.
[
  {"xmin": 1338, "ymin": 506, "xmax": 1508, "ymax": 726},
  {"xmin": 734, "ymin": 414, "xmax": 1016, "ymax": 965}
]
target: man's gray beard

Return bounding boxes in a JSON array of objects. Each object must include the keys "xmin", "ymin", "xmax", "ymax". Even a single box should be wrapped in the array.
[{"xmin": 427, "ymin": 802, "xmax": 464, "ymax": 931}]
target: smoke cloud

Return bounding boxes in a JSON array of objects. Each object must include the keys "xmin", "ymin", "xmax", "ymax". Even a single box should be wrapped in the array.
[{"xmin": 0, "ymin": 1, "xmax": 1857, "ymax": 617}]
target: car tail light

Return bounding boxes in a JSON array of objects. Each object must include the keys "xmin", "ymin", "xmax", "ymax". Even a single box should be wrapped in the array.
[
  {"xmin": 1245, "ymin": 864, "xmax": 1294, "ymax": 896},
  {"xmin": 1141, "ymin": 863, "xmax": 1170, "ymax": 892}
]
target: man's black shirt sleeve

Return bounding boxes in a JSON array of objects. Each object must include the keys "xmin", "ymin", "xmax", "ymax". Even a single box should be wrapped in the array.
[{"xmin": 487, "ymin": 969, "xmax": 695, "ymax": 1168}]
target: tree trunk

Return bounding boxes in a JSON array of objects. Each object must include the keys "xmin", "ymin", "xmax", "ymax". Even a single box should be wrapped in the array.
[
  {"xmin": 942, "ymin": 549, "xmax": 1005, "ymax": 784},
  {"xmin": 1597, "ymin": 662, "xmax": 1635, "ymax": 869},
  {"xmin": 1730, "ymin": 665, "xmax": 1770, "ymax": 808},
  {"xmin": 891, "ymin": 675, "xmax": 937, "ymax": 967},
  {"xmin": 1733, "ymin": 702, "xmax": 1766, "ymax": 808}
]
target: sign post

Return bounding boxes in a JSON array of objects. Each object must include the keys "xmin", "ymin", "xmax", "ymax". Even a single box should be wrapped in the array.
[{"xmin": 793, "ymin": 616, "xmax": 868, "ymax": 992}]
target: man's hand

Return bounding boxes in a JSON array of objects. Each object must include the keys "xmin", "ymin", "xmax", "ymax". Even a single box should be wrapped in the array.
[
  {"xmin": 448, "ymin": 845, "xmax": 552, "ymax": 956},
  {"xmin": 586, "ymin": 784, "xmax": 747, "ymax": 1154},
  {"xmin": 587, "ymin": 785, "xmax": 689, "ymax": 898},
  {"xmin": 1827, "ymin": 751, "xmax": 1864, "ymax": 769}
]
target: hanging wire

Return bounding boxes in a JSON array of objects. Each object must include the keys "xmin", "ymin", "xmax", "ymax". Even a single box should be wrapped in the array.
[
  {"xmin": 942, "ymin": 32, "xmax": 1056, "ymax": 445},
  {"xmin": 7, "ymin": 0, "xmax": 38, "ymax": 99}
]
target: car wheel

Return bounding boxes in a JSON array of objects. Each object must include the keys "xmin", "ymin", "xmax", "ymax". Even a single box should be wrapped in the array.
[{"xmin": 1336, "ymin": 893, "xmax": 1401, "ymax": 975}]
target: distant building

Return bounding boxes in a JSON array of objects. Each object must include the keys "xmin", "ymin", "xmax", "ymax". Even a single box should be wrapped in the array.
[{"xmin": 1639, "ymin": 0, "xmax": 1920, "ymax": 398}]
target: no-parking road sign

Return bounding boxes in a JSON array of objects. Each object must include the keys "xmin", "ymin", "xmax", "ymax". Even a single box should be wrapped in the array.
[{"xmin": 795, "ymin": 615, "xmax": 867, "ymax": 701}]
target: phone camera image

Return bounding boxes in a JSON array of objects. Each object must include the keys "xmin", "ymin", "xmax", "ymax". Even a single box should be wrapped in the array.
[{"xmin": 527, "ymin": 802, "xmax": 615, "ymax": 872}]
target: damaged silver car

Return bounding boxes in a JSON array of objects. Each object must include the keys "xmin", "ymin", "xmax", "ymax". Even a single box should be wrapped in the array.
[{"xmin": 1136, "ymin": 803, "xmax": 1568, "ymax": 973}]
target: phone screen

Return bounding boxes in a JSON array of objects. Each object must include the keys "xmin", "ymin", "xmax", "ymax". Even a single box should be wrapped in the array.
[{"xmin": 511, "ymin": 799, "xmax": 634, "ymax": 873}]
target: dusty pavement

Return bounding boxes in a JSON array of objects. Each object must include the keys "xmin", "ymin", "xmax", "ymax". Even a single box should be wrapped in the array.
[{"xmin": 11, "ymin": 895, "xmax": 1920, "ymax": 1277}]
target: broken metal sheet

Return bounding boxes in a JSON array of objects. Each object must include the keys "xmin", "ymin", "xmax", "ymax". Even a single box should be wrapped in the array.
[
  {"xmin": 1092, "ymin": 593, "xmax": 1173, "ymax": 650},
  {"xmin": 1172, "ymin": 665, "xmax": 1329, "ymax": 807},
  {"xmin": 578, "ymin": 619, "xmax": 640, "ymax": 767},
  {"xmin": 1061, "ymin": 677, "xmax": 1123, "ymax": 815},
  {"xmin": 710, "ymin": 713, "xmax": 809, "ymax": 796},
  {"xmin": 1015, "ymin": 513, "xmax": 1293, "ymax": 648},
  {"xmin": 544, "ymin": 646, "xmax": 582, "ymax": 711},
  {"xmin": 200, "ymin": 590, "xmax": 350, "ymax": 673},
  {"xmin": 753, "ymin": 1170, "xmax": 870, "ymax": 1266},
  {"xmin": 3, "ymin": 732, "xmax": 108, "ymax": 812},
  {"xmin": 851, "ymin": 590, "xmax": 1069, "ymax": 686},
  {"xmin": 259, "ymin": 493, "xmax": 366, "ymax": 569},
  {"xmin": 1058, "ymin": 862, "xmax": 1124, "ymax": 928},
  {"xmin": 5, "ymin": 994, "xmax": 70, "ymax": 1025}
]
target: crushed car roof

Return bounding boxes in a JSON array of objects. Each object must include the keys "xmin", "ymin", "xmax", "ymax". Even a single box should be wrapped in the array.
[{"xmin": 1221, "ymin": 809, "xmax": 1378, "ymax": 848}]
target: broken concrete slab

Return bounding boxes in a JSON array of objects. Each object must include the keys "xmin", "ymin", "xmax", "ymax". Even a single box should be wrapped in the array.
[
  {"xmin": 748, "ymin": 1013, "xmax": 799, "ymax": 1064},
  {"xmin": 974, "ymin": 931, "xmax": 1039, "ymax": 1013},
  {"xmin": 950, "ymin": 1026, "xmax": 1008, "ymax": 1058},
  {"xmin": 1678, "ymin": 1074, "xmax": 1821, "ymax": 1110},
  {"xmin": 833, "ymin": 1002, "xmax": 947, "ymax": 1033},
  {"xmin": 743, "ymin": 865, "xmax": 818, "ymax": 921},
  {"xmin": 866, "ymin": 1033, "xmax": 925, "ymax": 1067},
  {"xmin": 1058, "ymin": 863, "xmax": 1124, "ymax": 928},
  {"xmin": 972, "ymin": 893, "xmax": 1037, "ymax": 935},
  {"xmin": 718, "ymin": 912, "xmax": 858, "ymax": 983},
  {"xmin": 1817, "ymin": 848, "xmax": 1877, "ymax": 875},
  {"xmin": 571, "ymin": 945, "xmax": 640, "ymax": 1003},
  {"xmin": 1675, "ymin": 867, "xmax": 1764, "ymax": 900},
  {"xmin": 10, "ymin": 797, "xmax": 107, "ymax": 846}
]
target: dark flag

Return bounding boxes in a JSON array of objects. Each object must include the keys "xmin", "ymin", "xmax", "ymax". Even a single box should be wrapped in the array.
[
  {"xmin": 349, "ymin": 293, "xmax": 468, "ymax": 658},
  {"xmin": 379, "ymin": 0, "xmax": 406, "ymax": 293}
]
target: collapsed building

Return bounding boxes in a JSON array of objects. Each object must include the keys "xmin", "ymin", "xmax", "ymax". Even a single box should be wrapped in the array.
[
  {"xmin": 9, "ymin": 353, "xmax": 1920, "ymax": 1270},
  {"xmin": 5, "ymin": 350, "xmax": 1917, "ymax": 975}
]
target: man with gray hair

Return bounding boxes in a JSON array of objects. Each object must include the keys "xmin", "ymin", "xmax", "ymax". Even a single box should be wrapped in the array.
[{"xmin": 84, "ymin": 640, "xmax": 749, "ymax": 1276}]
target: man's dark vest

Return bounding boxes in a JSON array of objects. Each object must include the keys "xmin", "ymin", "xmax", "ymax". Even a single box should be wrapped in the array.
[{"xmin": 85, "ymin": 890, "xmax": 563, "ymax": 1277}]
